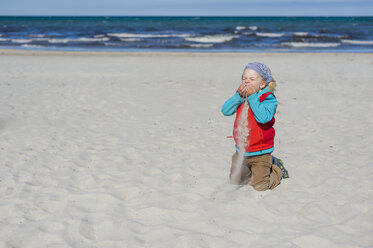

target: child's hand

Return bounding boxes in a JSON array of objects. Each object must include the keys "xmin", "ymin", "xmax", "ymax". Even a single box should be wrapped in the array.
[
  {"xmin": 244, "ymin": 85, "xmax": 257, "ymax": 96},
  {"xmin": 238, "ymin": 82, "xmax": 259, "ymax": 98},
  {"xmin": 237, "ymin": 83, "xmax": 247, "ymax": 98}
]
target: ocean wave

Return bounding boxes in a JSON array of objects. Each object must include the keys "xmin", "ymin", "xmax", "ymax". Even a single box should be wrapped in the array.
[
  {"xmin": 47, "ymin": 38, "xmax": 76, "ymax": 43},
  {"xmin": 0, "ymin": 38, "xmax": 8, "ymax": 41},
  {"xmin": 119, "ymin": 38, "xmax": 142, "ymax": 42},
  {"xmin": 107, "ymin": 33, "xmax": 191, "ymax": 38},
  {"xmin": 325, "ymin": 34, "xmax": 348, "ymax": 39},
  {"xmin": 10, "ymin": 37, "xmax": 109, "ymax": 43},
  {"xmin": 293, "ymin": 32, "xmax": 308, "ymax": 36},
  {"xmin": 233, "ymin": 30, "xmax": 252, "ymax": 35},
  {"xmin": 282, "ymin": 42, "xmax": 341, "ymax": 48},
  {"xmin": 164, "ymin": 44, "xmax": 215, "ymax": 49},
  {"xmin": 188, "ymin": 44, "xmax": 214, "ymax": 48},
  {"xmin": 184, "ymin": 35, "xmax": 238, "ymax": 43},
  {"xmin": 235, "ymin": 26, "xmax": 258, "ymax": 31},
  {"xmin": 293, "ymin": 32, "xmax": 347, "ymax": 39},
  {"xmin": 21, "ymin": 44, "xmax": 43, "ymax": 48},
  {"xmin": 77, "ymin": 37, "xmax": 110, "ymax": 42},
  {"xmin": 256, "ymin": 32, "xmax": 285, "ymax": 38},
  {"xmin": 341, "ymin": 39, "xmax": 373, "ymax": 45},
  {"xmin": 104, "ymin": 42, "xmax": 122, "ymax": 46},
  {"xmin": 29, "ymin": 34, "xmax": 46, "ymax": 38},
  {"xmin": 47, "ymin": 37, "xmax": 109, "ymax": 43},
  {"xmin": 242, "ymin": 32, "xmax": 254, "ymax": 36},
  {"xmin": 11, "ymin": 39, "xmax": 33, "ymax": 43}
]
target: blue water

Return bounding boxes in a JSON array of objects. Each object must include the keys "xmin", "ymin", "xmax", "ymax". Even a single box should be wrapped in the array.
[{"xmin": 1, "ymin": 16, "xmax": 373, "ymax": 52}]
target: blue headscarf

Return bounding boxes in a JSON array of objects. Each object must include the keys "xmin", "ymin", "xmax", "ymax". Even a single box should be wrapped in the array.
[{"xmin": 244, "ymin": 62, "xmax": 273, "ymax": 83}]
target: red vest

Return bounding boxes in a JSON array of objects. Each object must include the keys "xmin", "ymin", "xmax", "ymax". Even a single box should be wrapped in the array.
[{"xmin": 233, "ymin": 92, "xmax": 275, "ymax": 153}]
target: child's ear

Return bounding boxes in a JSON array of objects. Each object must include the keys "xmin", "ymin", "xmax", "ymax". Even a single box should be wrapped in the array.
[{"xmin": 260, "ymin": 81, "xmax": 267, "ymax": 89}]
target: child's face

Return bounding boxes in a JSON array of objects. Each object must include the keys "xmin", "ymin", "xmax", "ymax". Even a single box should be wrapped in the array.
[{"xmin": 241, "ymin": 69, "xmax": 266, "ymax": 91}]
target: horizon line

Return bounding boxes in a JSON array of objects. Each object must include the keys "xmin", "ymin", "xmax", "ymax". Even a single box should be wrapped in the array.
[{"xmin": 0, "ymin": 15, "xmax": 372, "ymax": 17}]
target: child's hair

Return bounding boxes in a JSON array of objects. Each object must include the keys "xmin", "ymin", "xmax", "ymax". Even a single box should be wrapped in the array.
[
  {"xmin": 268, "ymin": 79, "xmax": 276, "ymax": 91},
  {"xmin": 265, "ymin": 66, "xmax": 276, "ymax": 91}
]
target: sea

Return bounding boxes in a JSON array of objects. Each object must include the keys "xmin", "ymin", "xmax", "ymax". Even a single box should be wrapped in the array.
[{"xmin": 0, "ymin": 16, "xmax": 373, "ymax": 53}]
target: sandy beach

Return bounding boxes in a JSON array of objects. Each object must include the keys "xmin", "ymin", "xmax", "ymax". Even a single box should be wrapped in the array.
[{"xmin": 0, "ymin": 50, "xmax": 372, "ymax": 247}]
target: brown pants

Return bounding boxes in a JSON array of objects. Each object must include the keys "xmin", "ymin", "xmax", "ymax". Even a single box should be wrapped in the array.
[{"xmin": 230, "ymin": 152, "xmax": 282, "ymax": 191}]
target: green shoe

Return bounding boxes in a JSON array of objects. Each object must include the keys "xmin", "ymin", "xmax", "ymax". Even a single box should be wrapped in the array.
[{"xmin": 272, "ymin": 156, "xmax": 289, "ymax": 179}]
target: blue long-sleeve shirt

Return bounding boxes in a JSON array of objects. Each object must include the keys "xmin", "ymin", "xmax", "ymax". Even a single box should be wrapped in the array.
[{"xmin": 221, "ymin": 86, "xmax": 278, "ymax": 156}]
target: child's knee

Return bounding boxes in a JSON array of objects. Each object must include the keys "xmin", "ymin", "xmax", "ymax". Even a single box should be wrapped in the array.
[{"xmin": 252, "ymin": 175, "xmax": 281, "ymax": 191}]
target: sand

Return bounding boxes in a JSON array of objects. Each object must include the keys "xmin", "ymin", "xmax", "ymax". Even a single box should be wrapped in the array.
[{"xmin": 0, "ymin": 50, "xmax": 372, "ymax": 247}]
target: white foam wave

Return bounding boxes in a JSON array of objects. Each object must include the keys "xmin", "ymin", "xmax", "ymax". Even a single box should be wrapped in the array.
[
  {"xmin": 341, "ymin": 39, "xmax": 373, "ymax": 45},
  {"xmin": 294, "ymin": 32, "xmax": 308, "ymax": 36},
  {"xmin": 282, "ymin": 42, "xmax": 341, "ymax": 48},
  {"xmin": 21, "ymin": 44, "xmax": 43, "ymax": 48},
  {"xmin": 11, "ymin": 39, "xmax": 32, "ymax": 43},
  {"xmin": 0, "ymin": 38, "xmax": 8, "ymax": 41},
  {"xmin": 119, "ymin": 38, "xmax": 142, "ymax": 42},
  {"xmin": 184, "ymin": 35, "xmax": 238, "ymax": 43},
  {"xmin": 249, "ymin": 26, "xmax": 259, "ymax": 31},
  {"xmin": 292, "ymin": 32, "xmax": 347, "ymax": 39},
  {"xmin": 29, "ymin": 34, "xmax": 46, "ymax": 38},
  {"xmin": 47, "ymin": 38, "xmax": 73, "ymax": 43},
  {"xmin": 236, "ymin": 26, "xmax": 246, "ymax": 30},
  {"xmin": 77, "ymin": 37, "xmax": 110, "ymax": 42},
  {"xmin": 47, "ymin": 37, "xmax": 109, "ymax": 43},
  {"xmin": 108, "ymin": 33, "xmax": 191, "ymax": 38},
  {"xmin": 256, "ymin": 32, "xmax": 285, "ymax": 38},
  {"xmin": 189, "ymin": 44, "xmax": 214, "ymax": 48},
  {"xmin": 27, "ymin": 38, "xmax": 49, "ymax": 42},
  {"xmin": 235, "ymin": 26, "xmax": 258, "ymax": 31}
]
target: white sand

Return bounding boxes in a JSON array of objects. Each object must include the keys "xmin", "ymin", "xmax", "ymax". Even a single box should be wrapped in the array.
[{"xmin": 0, "ymin": 50, "xmax": 372, "ymax": 247}]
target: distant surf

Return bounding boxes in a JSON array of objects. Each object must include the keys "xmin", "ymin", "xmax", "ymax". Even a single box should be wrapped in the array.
[{"xmin": 0, "ymin": 16, "xmax": 372, "ymax": 52}]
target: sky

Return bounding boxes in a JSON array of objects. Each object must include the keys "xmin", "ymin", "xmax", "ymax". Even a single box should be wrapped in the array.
[{"xmin": 0, "ymin": 0, "xmax": 372, "ymax": 16}]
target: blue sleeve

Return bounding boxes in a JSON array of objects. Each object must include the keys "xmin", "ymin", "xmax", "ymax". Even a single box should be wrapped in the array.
[
  {"xmin": 221, "ymin": 92, "xmax": 243, "ymax": 116},
  {"xmin": 247, "ymin": 92, "xmax": 277, "ymax": 123}
]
